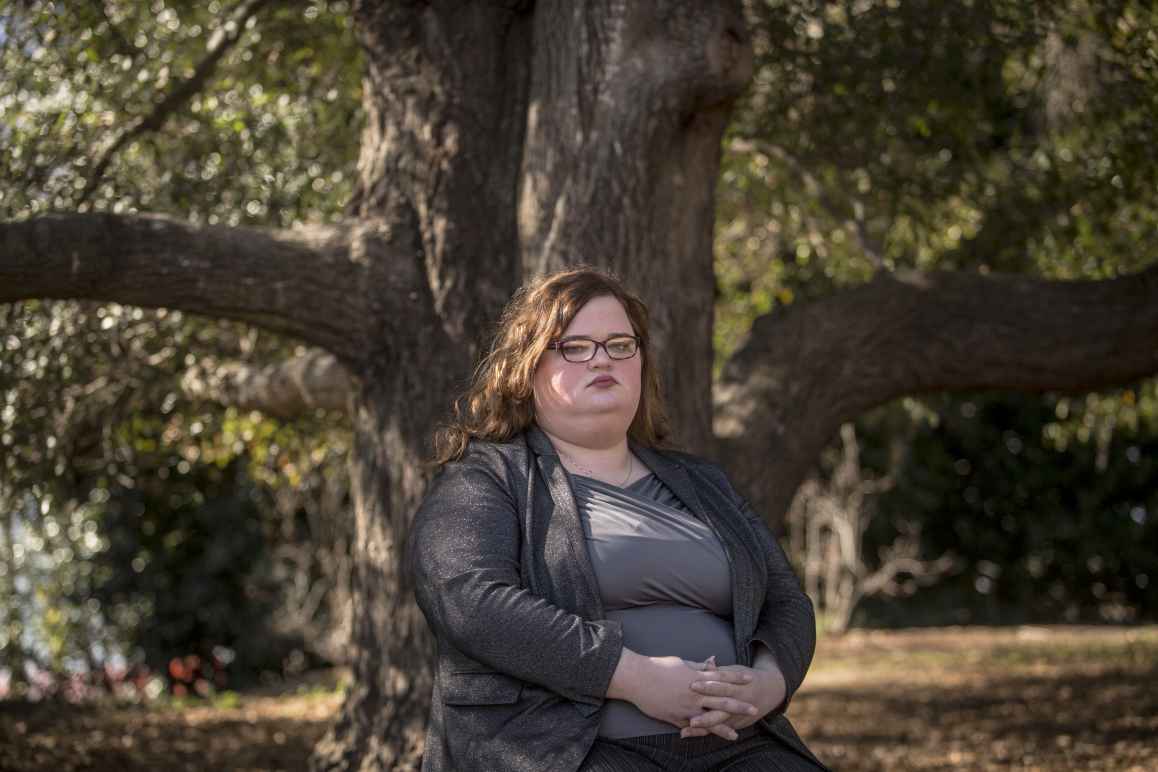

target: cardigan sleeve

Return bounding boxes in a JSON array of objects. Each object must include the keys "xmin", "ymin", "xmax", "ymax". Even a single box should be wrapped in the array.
[
  {"xmin": 406, "ymin": 458, "xmax": 624, "ymax": 708},
  {"xmin": 730, "ymin": 485, "xmax": 816, "ymax": 718}
]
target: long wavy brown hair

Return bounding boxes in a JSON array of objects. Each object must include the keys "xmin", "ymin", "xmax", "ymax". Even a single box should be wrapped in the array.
[{"xmin": 431, "ymin": 266, "xmax": 675, "ymax": 466}]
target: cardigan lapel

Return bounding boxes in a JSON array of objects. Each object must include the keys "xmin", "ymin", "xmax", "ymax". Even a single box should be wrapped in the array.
[
  {"xmin": 628, "ymin": 442, "xmax": 712, "ymax": 525},
  {"xmin": 525, "ymin": 424, "xmax": 606, "ymax": 619}
]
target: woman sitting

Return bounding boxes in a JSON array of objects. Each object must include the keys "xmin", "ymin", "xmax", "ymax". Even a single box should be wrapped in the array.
[{"xmin": 408, "ymin": 267, "xmax": 828, "ymax": 771}]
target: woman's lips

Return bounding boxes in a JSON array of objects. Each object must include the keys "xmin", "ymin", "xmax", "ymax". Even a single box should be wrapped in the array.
[{"xmin": 589, "ymin": 376, "xmax": 618, "ymax": 386}]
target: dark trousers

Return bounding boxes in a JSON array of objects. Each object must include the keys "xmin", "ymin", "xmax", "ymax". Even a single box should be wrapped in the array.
[{"xmin": 579, "ymin": 726, "xmax": 827, "ymax": 771}]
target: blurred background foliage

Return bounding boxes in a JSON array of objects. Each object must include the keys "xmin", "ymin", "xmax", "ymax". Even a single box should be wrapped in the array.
[
  {"xmin": 0, "ymin": 0, "xmax": 359, "ymax": 224},
  {"xmin": 717, "ymin": 0, "xmax": 1157, "ymax": 629},
  {"xmin": 0, "ymin": 0, "xmax": 360, "ymax": 700},
  {"xmin": 0, "ymin": 0, "xmax": 1155, "ymax": 701}
]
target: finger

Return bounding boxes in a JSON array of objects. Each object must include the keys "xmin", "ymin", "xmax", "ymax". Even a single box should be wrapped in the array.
[
  {"xmin": 687, "ymin": 708, "xmax": 733, "ymax": 729},
  {"xmin": 697, "ymin": 696, "xmax": 759, "ymax": 716},
  {"xmin": 682, "ymin": 714, "xmax": 738, "ymax": 741},
  {"xmin": 681, "ymin": 725, "xmax": 738, "ymax": 741},
  {"xmin": 688, "ymin": 680, "xmax": 736, "ymax": 697},
  {"xmin": 680, "ymin": 725, "xmax": 737, "ymax": 740},
  {"xmin": 726, "ymin": 713, "xmax": 749, "ymax": 728},
  {"xmin": 683, "ymin": 659, "xmax": 710, "ymax": 671},
  {"xmin": 691, "ymin": 670, "xmax": 753, "ymax": 685}
]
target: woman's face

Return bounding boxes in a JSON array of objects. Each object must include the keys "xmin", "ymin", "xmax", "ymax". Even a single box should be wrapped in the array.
[{"xmin": 532, "ymin": 294, "xmax": 643, "ymax": 447}]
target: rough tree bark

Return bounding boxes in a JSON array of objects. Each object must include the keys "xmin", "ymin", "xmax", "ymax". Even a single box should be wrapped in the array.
[
  {"xmin": 309, "ymin": 3, "xmax": 752, "ymax": 767},
  {"xmin": 3, "ymin": 1, "xmax": 1158, "ymax": 769}
]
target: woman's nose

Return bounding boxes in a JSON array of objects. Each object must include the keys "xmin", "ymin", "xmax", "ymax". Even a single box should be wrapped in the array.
[{"xmin": 588, "ymin": 346, "xmax": 613, "ymax": 365}]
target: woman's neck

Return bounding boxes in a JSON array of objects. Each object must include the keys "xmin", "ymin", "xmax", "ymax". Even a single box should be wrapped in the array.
[{"xmin": 538, "ymin": 424, "xmax": 634, "ymax": 483}]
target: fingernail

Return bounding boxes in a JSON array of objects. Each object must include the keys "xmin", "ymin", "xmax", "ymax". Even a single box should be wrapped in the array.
[{"xmin": 749, "ymin": 706, "xmax": 758, "ymax": 715}]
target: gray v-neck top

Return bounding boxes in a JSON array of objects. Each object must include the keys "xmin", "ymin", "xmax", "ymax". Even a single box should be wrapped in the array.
[{"xmin": 571, "ymin": 471, "xmax": 737, "ymax": 739}]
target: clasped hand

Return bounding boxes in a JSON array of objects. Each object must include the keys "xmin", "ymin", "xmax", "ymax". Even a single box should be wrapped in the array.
[{"xmin": 635, "ymin": 655, "xmax": 786, "ymax": 742}]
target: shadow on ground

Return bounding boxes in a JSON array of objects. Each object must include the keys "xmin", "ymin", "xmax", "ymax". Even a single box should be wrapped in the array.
[
  {"xmin": 1, "ymin": 627, "xmax": 1155, "ymax": 771},
  {"xmin": 793, "ymin": 626, "xmax": 1158, "ymax": 771}
]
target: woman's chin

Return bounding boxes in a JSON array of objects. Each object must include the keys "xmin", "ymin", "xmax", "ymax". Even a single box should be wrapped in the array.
[
  {"xmin": 579, "ymin": 398, "xmax": 630, "ymax": 416},
  {"xmin": 569, "ymin": 405, "xmax": 632, "ymax": 428}
]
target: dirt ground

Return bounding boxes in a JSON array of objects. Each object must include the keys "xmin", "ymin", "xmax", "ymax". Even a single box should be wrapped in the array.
[
  {"xmin": 1, "ymin": 625, "xmax": 1155, "ymax": 771},
  {"xmin": 797, "ymin": 625, "xmax": 1158, "ymax": 771}
]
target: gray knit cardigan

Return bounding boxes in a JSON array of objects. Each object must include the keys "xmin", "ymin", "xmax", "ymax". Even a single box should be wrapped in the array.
[{"xmin": 406, "ymin": 423, "xmax": 827, "ymax": 772}]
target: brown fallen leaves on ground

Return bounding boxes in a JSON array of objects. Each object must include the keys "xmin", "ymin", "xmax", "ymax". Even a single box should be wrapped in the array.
[
  {"xmin": 0, "ymin": 626, "xmax": 1155, "ymax": 771},
  {"xmin": 796, "ymin": 625, "xmax": 1158, "ymax": 771},
  {"xmin": 0, "ymin": 669, "xmax": 345, "ymax": 772}
]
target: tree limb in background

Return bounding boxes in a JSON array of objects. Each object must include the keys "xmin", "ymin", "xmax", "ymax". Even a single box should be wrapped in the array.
[
  {"xmin": 0, "ymin": 212, "xmax": 419, "ymax": 371},
  {"xmin": 788, "ymin": 423, "xmax": 959, "ymax": 634},
  {"xmin": 180, "ymin": 349, "xmax": 353, "ymax": 419},
  {"xmin": 715, "ymin": 261, "xmax": 1158, "ymax": 527}
]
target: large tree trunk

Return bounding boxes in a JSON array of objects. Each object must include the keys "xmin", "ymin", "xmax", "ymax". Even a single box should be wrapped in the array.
[
  {"xmin": 310, "ymin": 2, "xmax": 750, "ymax": 768},
  {"xmin": 517, "ymin": 0, "xmax": 751, "ymax": 453},
  {"xmin": 308, "ymin": 3, "xmax": 530, "ymax": 767}
]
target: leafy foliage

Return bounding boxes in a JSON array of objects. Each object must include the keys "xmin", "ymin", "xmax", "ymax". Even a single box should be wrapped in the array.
[
  {"xmin": 1, "ymin": 298, "xmax": 354, "ymax": 697},
  {"xmin": 717, "ymin": 0, "xmax": 1158, "ymax": 621},
  {"xmin": 0, "ymin": 0, "xmax": 361, "ymax": 224},
  {"xmin": 717, "ymin": 0, "xmax": 1158, "ymax": 370},
  {"xmin": 854, "ymin": 387, "xmax": 1158, "ymax": 625},
  {"xmin": 0, "ymin": 0, "xmax": 361, "ymax": 697}
]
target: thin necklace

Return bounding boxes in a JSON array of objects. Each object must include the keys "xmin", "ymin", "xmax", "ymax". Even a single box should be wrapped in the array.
[{"xmin": 563, "ymin": 450, "xmax": 633, "ymax": 487}]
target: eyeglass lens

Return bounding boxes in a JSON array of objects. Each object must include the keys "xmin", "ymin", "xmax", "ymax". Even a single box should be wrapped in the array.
[{"xmin": 559, "ymin": 337, "xmax": 637, "ymax": 362}]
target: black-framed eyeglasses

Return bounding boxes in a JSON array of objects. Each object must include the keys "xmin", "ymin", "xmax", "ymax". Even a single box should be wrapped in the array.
[{"xmin": 546, "ymin": 335, "xmax": 641, "ymax": 363}]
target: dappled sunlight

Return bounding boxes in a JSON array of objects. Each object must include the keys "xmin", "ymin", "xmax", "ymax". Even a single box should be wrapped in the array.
[
  {"xmin": 794, "ymin": 626, "xmax": 1158, "ymax": 771},
  {"xmin": 3, "ymin": 630, "xmax": 1156, "ymax": 770}
]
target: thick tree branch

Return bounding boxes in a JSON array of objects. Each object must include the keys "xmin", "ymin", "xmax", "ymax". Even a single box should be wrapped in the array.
[
  {"xmin": 180, "ymin": 349, "xmax": 353, "ymax": 419},
  {"xmin": 714, "ymin": 262, "xmax": 1158, "ymax": 526},
  {"xmin": 78, "ymin": 0, "xmax": 273, "ymax": 204},
  {"xmin": 0, "ymin": 212, "xmax": 415, "ymax": 370}
]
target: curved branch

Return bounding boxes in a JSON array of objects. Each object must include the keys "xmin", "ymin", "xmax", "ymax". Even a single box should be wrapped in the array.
[
  {"xmin": 860, "ymin": 553, "xmax": 960, "ymax": 598},
  {"xmin": 78, "ymin": 0, "xmax": 274, "ymax": 204},
  {"xmin": 714, "ymin": 262, "xmax": 1158, "ymax": 525},
  {"xmin": 0, "ymin": 212, "xmax": 411, "ymax": 369},
  {"xmin": 180, "ymin": 349, "xmax": 353, "ymax": 419}
]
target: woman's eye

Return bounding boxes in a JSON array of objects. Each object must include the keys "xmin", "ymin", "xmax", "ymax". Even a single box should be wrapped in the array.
[
  {"xmin": 608, "ymin": 341, "xmax": 632, "ymax": 355},
  {"xmin": 562, "ymin": 342, "xmax": 593, "ymax": 357}
]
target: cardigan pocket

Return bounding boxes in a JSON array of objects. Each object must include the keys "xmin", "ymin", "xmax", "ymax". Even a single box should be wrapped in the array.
[{"xmin": 441, "ymin": 671, "xmax": 524, "ymax": 705}]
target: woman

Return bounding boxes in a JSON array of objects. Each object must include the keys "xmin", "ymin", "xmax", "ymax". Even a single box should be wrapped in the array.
[{"xmin": 407, "ymin": 268, "xmax": 828, "ymax": 771}]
